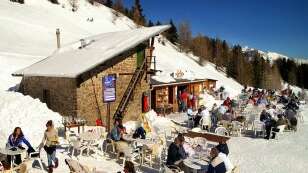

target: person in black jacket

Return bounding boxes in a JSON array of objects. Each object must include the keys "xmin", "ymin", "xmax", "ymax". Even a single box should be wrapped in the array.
[
  {"xmin": 166, "ymin": 136, "xmax": 184, "ymax": 167},
  {"xmin": 260, "ymin": 109, "xmax": 275, "ymax": 139},
  {"xmin": 216, "ymin": 141, "xmax": 229, "ymax": 156},
  {"xmin": 208, "ymin": 148, "xmax": 227, "ymax": 173}
]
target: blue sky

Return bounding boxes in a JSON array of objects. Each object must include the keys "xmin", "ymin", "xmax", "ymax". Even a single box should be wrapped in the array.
[{"xmin": 124, "ymin": 0, "xmax": 308, "ymax": 58}]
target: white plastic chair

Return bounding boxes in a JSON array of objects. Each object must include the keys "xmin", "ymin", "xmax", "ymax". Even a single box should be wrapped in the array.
[
  {"xmin": 253, "ymin": 120, "xmax": 265, "ymax": 137},
  {"xmin": 28, "ymin": 149, "xmax": 43, "ymax": 172},
  {"xmin": 215, "ymin": 127, "xmax": 229, "ymax": 136},
  {"xmin": 231, "ymin": 121, "xmax": 244, "ymax": 137},
  {"xmin": 200, "ymin": 116, "xmax": 211, "ymax": 131},
  {"xmin": 271, "ymin": 125, "xmax": 286, "ymax": 140},
  {"xmin": 71, "ymin": 140, "xmax": 87, "ymax": 158}
]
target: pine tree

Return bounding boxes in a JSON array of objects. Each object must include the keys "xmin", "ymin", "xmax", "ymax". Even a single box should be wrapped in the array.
[
  {"xmin": 104, "ymin": 0, "xmax": 113, "ymax": 8},
  {"xmin": 156, "ymin": 21, "xmax": 162, "ymax": 26},
  {"xmin": 164, "ymin": 19, "xmax": 178, "ymax": 44},
  {"xmin": 147, "ymin": 20, "xmax": 154, "ymax": 27},
  {"xmin": 132, "ymin": 0, "xmax": 146, "ymax": 26},
  {"xmin": 113, "ymin": 0, "xmax": 124, "ymax": 13}
]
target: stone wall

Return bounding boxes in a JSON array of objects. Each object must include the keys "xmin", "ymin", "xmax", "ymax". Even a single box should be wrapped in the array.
[
  {"xmin": 76, "ymin": 46, "xmax": 151, "ymax": 126},
  {"xmin": 22, "ymin": 77, "xmax": 77, "ymax": 117},
  {"xmin": 21, "ymin": 44, "xmax": 151, "ymax": 127}
]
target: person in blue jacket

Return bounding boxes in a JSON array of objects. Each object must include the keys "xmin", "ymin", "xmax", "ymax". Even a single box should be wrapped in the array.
[{"xmin": 7, "ymin": 127, "xmax": 34, "ymax": 165}]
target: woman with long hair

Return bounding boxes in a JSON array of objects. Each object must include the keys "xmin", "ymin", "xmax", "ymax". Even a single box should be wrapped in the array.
[
  {"xmin": 39, "ymin": 120, "xmax": 59, "ymax": 173},
  {"xmin": 7, "ymin": 127, "xmax": 34, "ymax": 165}
]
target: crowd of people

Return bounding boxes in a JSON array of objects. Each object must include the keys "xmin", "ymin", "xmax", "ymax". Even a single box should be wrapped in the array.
[{"xmin": 165, "ymin": 133, "xmax": 234, "ymax": 173}]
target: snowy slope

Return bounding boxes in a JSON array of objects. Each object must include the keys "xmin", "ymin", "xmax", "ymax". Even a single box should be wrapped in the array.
[
  {"xmin": 0, "ymin": 0, "xmax": 243, "ymax": 95},
  {"xmin": 243, "ymin": 46, "xmax": 308, "ymax": 64},
  {"xmin": 153, "ymin": 37, "xmax": 243, "ymax": 97}
]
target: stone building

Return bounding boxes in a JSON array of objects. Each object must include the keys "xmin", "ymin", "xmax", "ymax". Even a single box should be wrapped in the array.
[{"xmin": 13, "ymin": 25, "xmax": 170, "ymax": 129}]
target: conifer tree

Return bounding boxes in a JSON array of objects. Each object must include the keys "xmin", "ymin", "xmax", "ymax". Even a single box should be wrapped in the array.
[
  {"xmin": 147, "ymin": 20, "xmax": 154, "ymax": 27},
  {"xmin": 156, "ymin": 21, "xmax": 162, "ymax": 26},
  {"xmin": 164, "ymin": 19, "xmax": 178, "ymax": 44},
  {"xmin": 132, "ymin": 0, "xmax": 146, "ymax": 26},
  {"xmin": 113, "ymin": 0, "xmax": 124, "ymax": 13},
  {"xmin": 104, "ymin": 0, "xmax": 113, "ymax": 8}
]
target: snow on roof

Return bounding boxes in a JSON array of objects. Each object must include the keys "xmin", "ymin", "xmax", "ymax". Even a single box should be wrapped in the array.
[
  {"xmin": 13, "ymin": 25, "xmax": 170, "ymax": 78},
  {"xmin": 151, "ymin": 36, "xmax": 218, "ymax": 84}
]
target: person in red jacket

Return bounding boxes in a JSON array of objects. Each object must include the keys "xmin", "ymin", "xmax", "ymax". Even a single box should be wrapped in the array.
[
  {"xmin": 180, "ymin": 90, "xmax": 189, "ymax": 112},
  {"xmin": 223, "ymin": 97, "xmax": 232, "ymax": 110}
]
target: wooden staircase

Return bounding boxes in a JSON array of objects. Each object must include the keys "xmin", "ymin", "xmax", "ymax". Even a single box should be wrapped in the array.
[{"xmin": 113, "ymin": 58, "xmax": 148, "ymax": 119}]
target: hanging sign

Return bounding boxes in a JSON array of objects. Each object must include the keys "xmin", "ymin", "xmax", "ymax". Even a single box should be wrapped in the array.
[{"xmin": 103, "ymin": 74, "xmax": 116, "ymax": 102}]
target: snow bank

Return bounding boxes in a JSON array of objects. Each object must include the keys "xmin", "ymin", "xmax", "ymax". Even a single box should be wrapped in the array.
[
  {"xmin": 144, "ymin": 110, "xmax": 173, "ymax": 136},
  {"xmin": 228, "ymin": 105, "xmax": 308, "ymax": 173},
  {"xmin": 0, "ymin": 91, "xmax": 62, "ymax": 147}
]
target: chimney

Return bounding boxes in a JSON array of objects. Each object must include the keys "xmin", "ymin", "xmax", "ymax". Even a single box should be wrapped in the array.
[
  {"xmin": 79, "ymin": 39, "xmax": 86, "ymax": 49},
  {"xmin": 56, "ymin": 28, "xmax": 61, "ymax": 49}
]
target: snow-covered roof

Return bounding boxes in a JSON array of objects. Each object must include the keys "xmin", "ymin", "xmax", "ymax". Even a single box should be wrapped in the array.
[{"xmin": 13, "ymin": 25, "xmax": 170, "ymax": 78}]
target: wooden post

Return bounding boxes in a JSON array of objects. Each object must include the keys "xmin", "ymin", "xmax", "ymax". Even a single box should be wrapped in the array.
[
  {"xmin": 107, "ymin": 103, "xmax": 111, "ymax": 132},
  {"xmin": 56, "ymin": 28, "xmax": 61, "ymax": 49}
]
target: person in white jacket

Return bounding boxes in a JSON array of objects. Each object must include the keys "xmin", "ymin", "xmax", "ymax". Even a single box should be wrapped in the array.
[{"xmin": 200, "ymin": 106, "xmax": 211, "ymax": 131}]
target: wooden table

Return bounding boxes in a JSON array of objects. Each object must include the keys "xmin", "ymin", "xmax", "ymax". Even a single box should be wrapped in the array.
[
  {"xmin": 64, "ymin": 123, "xmax": 85, "ymax": 134},
  {"xmin": 184, "ymin": 130, "xmax": 230, "ymax": 143}
]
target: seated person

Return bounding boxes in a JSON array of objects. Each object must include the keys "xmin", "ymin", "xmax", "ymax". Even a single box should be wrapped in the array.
[
  {"xmin": 7, "ymin": 127, "xmax": 35, "ymax": 165},
  {"xmin": 270, "ymin": 114, "xmax": 287, "ymax": 139},
  {"xmin": 177, "ymin": 134, "xmax": 188, "ymax": 160},
  {"xmin": 222, "ymin": 110, "xmax": 232, "ymax": 122},
  {"xmin": 208, "ymin": 148, "xmax": 227, "ymax": 173},
  {"xmin": 193, "ymin": 108, "xmax": 203, "ymax": 127},
  {"xmin": 260, "ymin": 110, "xmax": 275, "ymax": 140},
  {"xmin": 110, "ymin": 119, "xmax": 129, "ymax": 155},
  {"xmin": 216, "ymin": 145, "xmax": 234, "ymax": 172},
  {"xmin": 110, "ymin": 119, "xmax": 123, "ymax": 141},
  {"xmin": 166, "ymin": 136, "xmax": 185, "ymax": 167},
  {"xmin": 216, "ymin": 141, "xmax": 229, "ymax": 156}
]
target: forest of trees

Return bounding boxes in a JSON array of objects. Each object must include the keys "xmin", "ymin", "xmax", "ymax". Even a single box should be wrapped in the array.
[{"xmin": 104, "ymin": 0, "xmax": 308, "ymax": 89}]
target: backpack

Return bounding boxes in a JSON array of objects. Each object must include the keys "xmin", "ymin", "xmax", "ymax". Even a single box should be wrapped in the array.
[{"xmin": 132, "ymin": 127, "xmax": 146, "ymax": 139}]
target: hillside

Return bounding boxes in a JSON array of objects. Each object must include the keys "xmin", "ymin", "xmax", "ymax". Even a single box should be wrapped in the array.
[
  {"xmin": 243, "ymin": 46, "xmax": 308, "ymax": 64},
  {"xmin": 0, "ymin": 0, "xmax": 243, "ymax": 95}
]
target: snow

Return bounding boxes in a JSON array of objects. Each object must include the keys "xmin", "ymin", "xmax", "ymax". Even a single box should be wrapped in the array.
[
  {"xmin": 153, "ymin": 37, "xmax": 243, "ymax": 98},
  {"xmin": 243, "ymin": 46, "xmax": 308, "ymax": 64},
  {"xmin": 0, "ymin": 91, "xmax": 62, "ymax": 148},
  {"xmin": 0, "ymin": 0, "xmax": 307, "ymax": 173},
  {"xmin": 228, "ymin": 105, "xmax": 308, "ymax": 173},
  {"xmin": 14, "ymin": 25, "xmax": 170, "ymax": 78}
]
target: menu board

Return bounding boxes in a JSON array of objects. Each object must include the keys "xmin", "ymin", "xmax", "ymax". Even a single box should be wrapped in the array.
[{"xmin": 103, "ymin": 74, "xmax": 116, "ymax": 102}]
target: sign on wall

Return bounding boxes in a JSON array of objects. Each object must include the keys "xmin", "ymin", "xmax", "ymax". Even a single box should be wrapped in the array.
[{"xmin": 103, "ymin": 74, "xmax": 116, "ymax": 102}]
